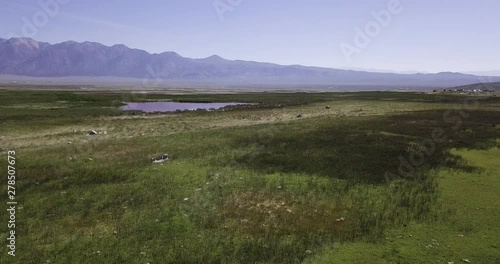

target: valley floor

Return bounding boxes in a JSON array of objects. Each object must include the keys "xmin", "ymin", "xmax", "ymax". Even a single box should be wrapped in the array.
[{"xmin": 0, "ymin": 89, "xmax": 499, "ymax": 263}]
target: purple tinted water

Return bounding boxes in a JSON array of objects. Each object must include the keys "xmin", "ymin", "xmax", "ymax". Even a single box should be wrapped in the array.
[{"xmin": 120, "ymin": 102, "xmax": 250, "ymax": 113}]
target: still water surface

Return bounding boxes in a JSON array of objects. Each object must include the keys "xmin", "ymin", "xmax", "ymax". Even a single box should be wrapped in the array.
[{"xmin": 120, "ymin": 102, "xmax": 251, "ymax": 113}]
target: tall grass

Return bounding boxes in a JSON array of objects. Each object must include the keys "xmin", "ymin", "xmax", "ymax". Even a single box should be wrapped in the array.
[{"xmin": 0, "ymin": 90, "xmax": 499, "ymax": 263}]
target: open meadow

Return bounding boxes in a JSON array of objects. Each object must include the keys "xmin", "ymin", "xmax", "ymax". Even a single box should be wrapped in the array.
[{"xmin": 1, "ymin": 88, "xmax": 499, "ymax": 263}]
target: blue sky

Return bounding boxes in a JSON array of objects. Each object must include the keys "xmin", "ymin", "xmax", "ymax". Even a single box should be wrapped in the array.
[{"xmin": 1, "ymin": 0, "xmax": 499, "ymax": 74}]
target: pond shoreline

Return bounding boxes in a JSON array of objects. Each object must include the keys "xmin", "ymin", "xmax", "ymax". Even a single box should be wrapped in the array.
[{"xmin": 120, "ymin": 101, "xmax": 255, "ymax": 113}]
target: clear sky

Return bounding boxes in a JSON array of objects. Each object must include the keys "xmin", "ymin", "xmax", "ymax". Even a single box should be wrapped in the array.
[{"xmin": 1, "ymin": 0, "xmax": 499, "ymax": 74}]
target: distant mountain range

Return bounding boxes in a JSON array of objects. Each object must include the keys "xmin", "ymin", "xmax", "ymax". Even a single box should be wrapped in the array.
[{"xmin": 1, "ymin": 37, "xmax": 499, "ymax": 88}]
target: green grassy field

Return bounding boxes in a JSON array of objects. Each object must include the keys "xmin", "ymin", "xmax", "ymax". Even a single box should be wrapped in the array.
[{"xmin": 0, "ymin": 89, "xmax": 499, "ymax": 263}]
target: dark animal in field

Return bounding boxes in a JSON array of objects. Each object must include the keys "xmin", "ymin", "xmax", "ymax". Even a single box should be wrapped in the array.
[
  {"xmin": 325, "ymin": 106, "xmax": 331, "ymax": 109},
  {"xmin": 88, "ymin": 130, "xmax": 97, "ymax": 135},
  {"xmin": 297, "ymin": 114, "xmax": 303, "ymax": 118},
  {"xmin": 151, "ymin": 154, "xmax": 169, "ymax": 163}
]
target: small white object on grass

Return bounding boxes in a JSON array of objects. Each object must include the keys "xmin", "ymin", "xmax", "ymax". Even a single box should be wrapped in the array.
[{"xmin": 151, "ymin": 153, "xmax": 169, "ymax": 163}]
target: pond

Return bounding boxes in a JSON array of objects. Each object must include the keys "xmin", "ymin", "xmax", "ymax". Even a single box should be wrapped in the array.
[{"xmin": 120, "ymin": 102, "xmax": 252, "ymax": 113}]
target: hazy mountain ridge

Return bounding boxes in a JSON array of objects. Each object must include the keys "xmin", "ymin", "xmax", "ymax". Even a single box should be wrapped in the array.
[{"xmin": 1, "ymin": 37, "xmax": 499, "ymax": 87}]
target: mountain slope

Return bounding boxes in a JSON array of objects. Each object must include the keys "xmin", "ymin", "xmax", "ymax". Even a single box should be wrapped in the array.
[
  {"xmin": 1, "ymin": 38, "xmax": 499, "ymax": 87},
  {"xmin": 451, "ymin": 82, "xmax": 500, "ymax": 91}
]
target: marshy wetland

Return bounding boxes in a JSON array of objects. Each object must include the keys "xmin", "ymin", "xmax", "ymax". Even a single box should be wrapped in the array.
[{"xmin": 0, "ymin": 89, "xmax": 499, "ymax": 263}]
